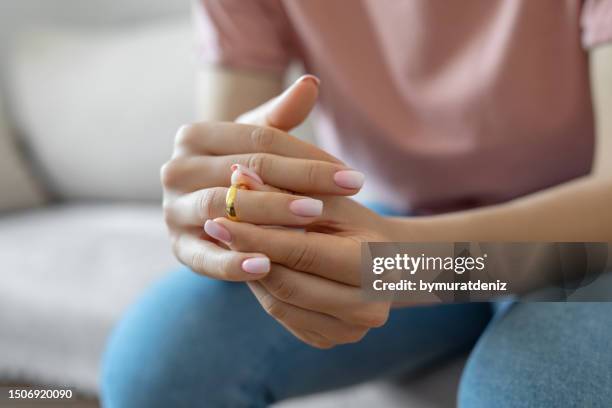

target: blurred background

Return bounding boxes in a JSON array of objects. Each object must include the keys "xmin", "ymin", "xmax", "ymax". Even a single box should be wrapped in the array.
[
  {"xmin": 0, "ymin": 0, "xmax": 190, "ymax": 403},
  {"xmin": 0, "ymin": 1, "xmax": 463, "ymax": 406}
]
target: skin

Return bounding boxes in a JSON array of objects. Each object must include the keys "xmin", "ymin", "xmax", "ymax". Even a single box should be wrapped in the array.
[{"xmin": 163, "ymin": 45, "xmax": 612, "ymax": 348}]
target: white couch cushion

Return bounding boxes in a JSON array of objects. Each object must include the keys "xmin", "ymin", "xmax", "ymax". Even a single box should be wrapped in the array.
[
  {"xmin": 0, "ymin": 204, "xmax": 179, "ymax": 391},
  {"xmin": 9, "ymin": 19, "xmax": 195, "ymax": 201}
]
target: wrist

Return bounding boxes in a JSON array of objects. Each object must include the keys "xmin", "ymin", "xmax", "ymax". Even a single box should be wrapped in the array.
[
  {"xmin": 378, "ymin": 216, "xmax": 423, "ymax": 242},
  {"xmin": 381, "ymin": 213, "xmax": 471, "ymax": 242}
]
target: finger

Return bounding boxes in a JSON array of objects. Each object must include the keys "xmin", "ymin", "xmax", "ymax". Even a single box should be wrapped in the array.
[
  {"xmin": 236, "ymin": 75, "xmax": 320, "ymax": 131},
  {"xmin": 231, "ymin": 165, "xmax": 283, "ymax": 193},
  {"xmin": 162, "ymin": 155, "xmax": 278, "ymax": 193},
  {"xmin": 162, "ymin": 155, "xmax": 289, "ymax": 193},
  {"xmin": 244, "ymin": 154, "xmax": 364, "ymax": 195},
  {"xmin": 174, "ymin": 121, "xmax": 342, "ymax": 164},
  {"xmin": 247, "ymin": 281, "xmax": 335, "ymax": 349},
  {"xmin": 163, "ymin": 153, "xmax": 364, "ymax": 194},
  {"xmin": 172, "ymin": 232, "xmax": 270, "ymax": 281},
  {"xmin": 214, "ymin": 219, "xmax": 362, "ymax": 286},
  {"xmin": 259, "ymin": 264, "xmax": 388, "ymax": 328},
  {"xmin": 166, "ymin": 188, "xmax": 325, "ymax": 227},
  {"xmin": 248, "ymin": 281, "xmax": 366, "ymax": 347},
  {"xmin": 166, "ymin": 164, "xmax": 365, "ymax": 228},
  {"xmin": 248, "ymin": 282, "xmax": 334, "ymax": 349}
]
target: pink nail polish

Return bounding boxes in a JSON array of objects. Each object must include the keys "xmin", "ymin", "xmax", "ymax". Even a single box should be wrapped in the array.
[
  {"xmin": 231, "ymin": 164, "xmax": 263, "ymax": 184},
  {"xmin": 232, "ymin": 170, "xmax": 259, "ymax": 187},
  {"xmin": 204, "ymin": 220, "xmax": 232, "ymax": 243},
  {"xmin": 299, "ymin": 74, "xmax": 320, "ymax": 86},
  {"xmin": 289, "ymin": 198, "xmax": 323, "ymax": 217},
  {"xmin": 334, "ymin": 170, "xmax": 365, "ymax": 189},
  {"xmin": 242, "ymin": 257, "xmax": 270, "ymax": 274}
]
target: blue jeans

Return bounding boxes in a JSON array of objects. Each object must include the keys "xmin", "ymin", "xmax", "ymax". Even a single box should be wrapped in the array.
[
  {"xmin": 101, "ymin": 269, "xmax": 612, "ymax": 407},
  {"xmin": 101, "ymin": 202, "xmax": 612, "ymax": 407}
]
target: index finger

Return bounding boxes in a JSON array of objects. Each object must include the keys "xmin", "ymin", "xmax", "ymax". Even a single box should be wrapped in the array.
[{"xmin": 175, "ymin": 122, "xmax": 343, "ymax": 164}]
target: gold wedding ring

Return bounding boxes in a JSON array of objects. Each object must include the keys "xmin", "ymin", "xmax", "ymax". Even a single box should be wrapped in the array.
[{"xmin": 225, "ymin": 184, "xmax": 248, "ymax": 221}]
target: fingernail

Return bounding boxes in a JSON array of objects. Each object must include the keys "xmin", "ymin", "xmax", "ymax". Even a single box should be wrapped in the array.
[
  {"xmin": 334, "ymin": 170, "xmax": 365, "ymax": 189},
  {"xmin": 231, "ymin": 164, "xmax": 263, "ymax": 184},
  {"xmin": 204, "ymin": 219, "xmax": 231, "ymax": 243},
  {"xmin": 299, "ymin": 74, "xmax": 320, "ymax": 86},
  {"xmin": 289, "ymin": 198, "xmax": 323, "ymax": 217},
  {"xmin": 232, "ymin": 170, "xmax": 261, "ymax": 186},
  {"xmin": 242, "ymin": 257, "xmax": 270, "ymax": 274}
]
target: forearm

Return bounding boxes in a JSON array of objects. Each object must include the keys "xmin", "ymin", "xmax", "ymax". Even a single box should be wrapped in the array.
[
  {"xmin": 196, "ymin": 65, "xmax": 283, "ymax": 121},
  {"xmin": 390, "ymin": 175, "xmax": 612, "ymax": 242}
]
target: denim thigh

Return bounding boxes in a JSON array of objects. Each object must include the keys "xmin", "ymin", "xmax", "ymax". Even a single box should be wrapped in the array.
[
  {"xmin": 459, "ymin": 302, "xmax": 612, "ymax": 407},
  {"xmin": 101, "ymin": 268, "xmax": 491, "ymax": 408}
]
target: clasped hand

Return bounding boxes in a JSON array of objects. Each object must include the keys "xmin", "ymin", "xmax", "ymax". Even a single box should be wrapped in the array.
[{"xmin": 162, "ymin": 78, "xmax": 393, "ymax": 348}]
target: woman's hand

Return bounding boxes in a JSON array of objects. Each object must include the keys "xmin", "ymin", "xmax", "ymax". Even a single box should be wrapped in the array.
[
  {"xmin": 162, "ymin": 76, "xmax": 366, "ymax": 281},
  {"xmin": 203, "ymin": 185, "xmax": 395, "ymax": 348}
]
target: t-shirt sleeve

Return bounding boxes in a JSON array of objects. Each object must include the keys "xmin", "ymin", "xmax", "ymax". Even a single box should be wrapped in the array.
[
  {"xmin": 194, "ymin": 0, "xmax": 294, "ymax": 74},
  {"xmin": 581, "ymin": 0, "xmax": 612, "ymax": 48}
]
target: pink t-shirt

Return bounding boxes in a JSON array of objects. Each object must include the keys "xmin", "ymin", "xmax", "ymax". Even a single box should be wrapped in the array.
[{"xmin": 196, "ymin": 0, "xmax": 612, "ymax": 213}]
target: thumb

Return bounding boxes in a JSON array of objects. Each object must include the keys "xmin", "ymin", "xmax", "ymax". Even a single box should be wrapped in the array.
[{"xmin": 236, "ymin": 74, "xmax": 319, "ymax": 131}]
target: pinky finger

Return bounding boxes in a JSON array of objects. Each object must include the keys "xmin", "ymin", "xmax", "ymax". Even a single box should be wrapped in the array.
[{"xmin": 173, "ymin": 233, "xmax": 270, "ymax": 281}]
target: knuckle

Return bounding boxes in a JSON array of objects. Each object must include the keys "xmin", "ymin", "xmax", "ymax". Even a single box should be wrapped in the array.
[
  {"xmin": 286, "ymin": 243, "xmax": 318, "ymax": 272},
  {"xmin": 302, "ymin": 331, "xmax": 334, "ymax": 349},
  {"xmin": 343, "ymin": 328, "xmax": 368, "ymax": 344},
  {"xmin": 247, "ymin": 153, "xmax": 268, "ymax": 179},
  {"xmin": 170, "ymin": 234, "xmax": 181, "ymax": 259},
  {"xmin": 174, "ymin": 123, "xmax": 200, "ymax": 147},
  {"xmin": 310, "ymin": 340, "xmax": 334, "ymax": 350},
  {"xmin": 360, "ymin": 305, "xmax": 389, "ymax": 328},
  {"xmin": 264, "ymin": 273, "xmax": 297, "ymax": 302},
  {"xmin": 189, "ymin": 249, "xmax": 208, "ymax": 275},
  {"xmin": 250, "ymin": 126, "xmax": 276, "ymax": 152},
  {"xmin": 197, "ymin": 187, "xmax": 223, "ymax": 221},
  {"xmin": 305, "ymin": 162, "xmax": 320, "ymax": 189},
  {"xmin": 160, "ymin": 159, "xmax": 182, "ymax": 188},
  {"xmin": 263, "ymin": 295, "xmax": 289, "ymax": 320},
  {"xmin": 190, "ymin": 248, "xmax": 234, "ymax": 279},
  {"xmin": 217, "ymin": 254, "xmax": 235, "ymax": 279},
  {"xmin": 162, "ymin": 203, "xmax": 173, "ymax": 226}
]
